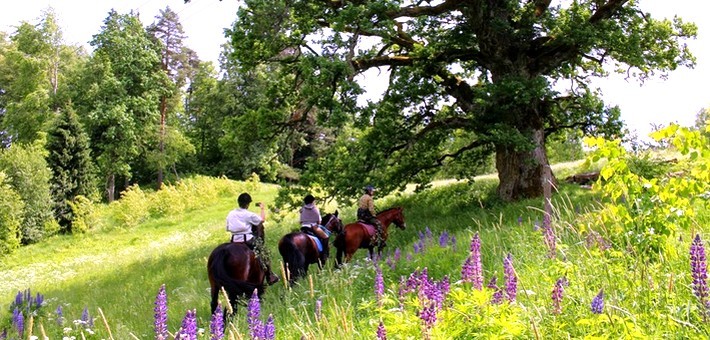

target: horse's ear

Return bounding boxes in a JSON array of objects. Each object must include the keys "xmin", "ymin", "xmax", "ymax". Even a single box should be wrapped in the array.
[{"xmin": 334, "ymin": 210, "xmax": 339, "ymax": 216}]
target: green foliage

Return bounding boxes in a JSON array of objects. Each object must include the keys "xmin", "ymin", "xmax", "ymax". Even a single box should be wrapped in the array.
[
  {"xmin": 109, "ymin": 184, "xmax": 149, "ymax": 229},
  {"xmin": 226, "ymin": 0, "xmax": 695, "ymax": 201},
  {"xmin": 546, "ymin": 130, "xmax": 586, "ymax": 164},
  {"xmin": 67, "ymin": 195, "xmax": 102, "ymax": 233},
  {"xmin": 46, "ymin": 105, "xmax": 96, "ymax": 232},
  {"xmin": 0, "ymin": 172, "xmax": 23, "ymax": 254},
  {"xmin": 584, "ymin": 124, "xmax": 710, "ymax": 257},
  {"xmin": 0, "ymin": 139, "xmax": 55, "ymax": 244}
]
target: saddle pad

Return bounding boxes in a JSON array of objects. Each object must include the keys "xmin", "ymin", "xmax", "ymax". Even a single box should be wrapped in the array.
[
  {"xmin": 356, "ymin": 222, "xmax": 377, "ymax": 238},
  {"xmin": 307, "ymin": 234, "xmax": 323, "ymax": 252}
]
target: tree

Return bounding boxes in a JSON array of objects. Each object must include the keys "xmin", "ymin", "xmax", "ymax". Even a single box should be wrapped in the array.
[
  {"xmin": 226, "ymin": 0, "xmax": 696, "ymax": 201},
  {"xmin": 46, "ymin": 105, "xmax": 95, "ymax": 232},
  {"xmin": 0, "ymin": 139, "xmax": 55, "ymax": 244},
  {"xmin": 0, "ymin": 172, "xmax": 23, "ymax": 254},
  {"xmin": 72, "ymin": 10, "xmax": 168, "ymax": 201},
  {"xmin": 147, "ymin": 6, "xmax": 196, "ymax": 189}
]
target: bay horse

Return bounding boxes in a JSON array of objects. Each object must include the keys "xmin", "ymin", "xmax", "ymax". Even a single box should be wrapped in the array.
[
  {"xmin": 207, "ymin": 224, "xmax": 267, "ymax": 314},
  {"xmin": 278, "ymin": 212, "xmax": 344, "ymax": 284},
  {"xmin": 334, "ymin": 207, "xmax": 406, "ymax": 265}
]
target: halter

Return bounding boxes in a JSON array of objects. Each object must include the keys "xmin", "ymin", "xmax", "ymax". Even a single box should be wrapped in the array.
[{"xmin": 323, "ymin": 214, "xmax": 343, "ymax": 236}]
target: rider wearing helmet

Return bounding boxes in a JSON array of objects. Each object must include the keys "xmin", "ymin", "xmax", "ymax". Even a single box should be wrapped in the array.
[
  {"xmin": 226, "ymin": 192, "xmax": 279, "ymax": 285},
  {"xmin": 357, "ymin": 185, "xmax": 384, "ymax": 247}
]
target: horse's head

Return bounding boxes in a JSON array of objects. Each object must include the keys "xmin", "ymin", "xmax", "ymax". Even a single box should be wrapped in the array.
[
  {"xmin": 322, "ymin": 210, "xmax": 344, "ymax": 235},
  {"xmin": 378, "ymin": 207, "xmax": 406, "ymax": 230}
]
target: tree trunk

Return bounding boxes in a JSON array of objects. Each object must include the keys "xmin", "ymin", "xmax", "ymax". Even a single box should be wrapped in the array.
[
  {"xmin": 157, "ymin": 96, "xmax": 167, "ymax": 190},
  {"xmin": 495, "ymin": 127, "xmax": 555, "ymax": 201},
  {"xmin": 107, "ymin": 173, "xmax": 115, "ymax": 203}
]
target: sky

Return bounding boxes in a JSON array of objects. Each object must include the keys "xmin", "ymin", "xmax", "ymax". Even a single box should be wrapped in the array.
[{"xmin": 1, "ymin": 0, "xmax": 708, "ymax": 141}]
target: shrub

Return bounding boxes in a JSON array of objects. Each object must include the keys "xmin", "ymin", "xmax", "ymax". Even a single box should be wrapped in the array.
[
  {"xmin": 110, "ymin": 184, "xmax": 149, "ymax": 229},
  {"xmin": 67, "ymin": 195, "xmax": 102, "ymax": 233},
  {"xmin": 0, "ymin": 172, "xmax": 23, "ymax": 254}
]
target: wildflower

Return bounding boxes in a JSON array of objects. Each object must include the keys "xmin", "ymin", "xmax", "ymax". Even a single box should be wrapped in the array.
[
  {"xmin": 81, "ymin": 306, "xmax": 93, "ymax": 328},
  {"xmin": 425, "ymin": 227, "xmax": 433, "ymax": 240},
  {"xmin": 1, "ymin": 328, "xmax": 6, "ymax": 339},
  {"xmin": 461, "ymin": 256, "xmax": 474, "ymax": 283},
  {"xmin": 438, "ymin": 231, "xmax": 449, "ymax": 247},
  {"xmin": 488, "ymin": 277, "xmax": 503, "ymax": 305},
  {"xmin": 34, "ymin": 293, "xmax": 44, "ymax": 308},
  {"xmin": 12, "ymin": 309, "xmax": 23, "ymax": 337},
  {"xmin": 55, "ymin": 305, "xmax": 64, "ymax": 327},
  {"xmin": 247, "ymin": 289, "xmax": 262, "ymax": 338},
  {"xmin": 469, "ymin": 233, "xmax": 483, "ymax": 290},
  {"xmin": 517, "ymin": 216, "xmax": 523, "ymax": 225},
  {"xmin": 375, "ymin": 267, "xmax": 384, "ymax": 305},
  {"xmin": 551, "ymin": 278, "xmax": 565, "ymax": 314},
  {"xmin": 393, "ymin": 248, "xmax": 401, "ymax": 262},
  {"xmin": 376, "ymin": 321, "xmax": 387, "ymax": 340},
  {"xmin": 154, "ymin": 284, "xmax": 168, "ymax": 340},
  {"xmin": 386, "ymin": 256, "xmax": 395, "ymax": 270},
  {"xmin": 315, "ymin": 299, "xmax": 322, "ymax": 321},
  {"xmin": 175, "ymin": 309, "xmax": 197, "ymax": 340},
  {"xmin": 691, "ymin": 234, "xmax": 709, "ymax": 304},
  {"xmin": 406, "ymin": 253, "xmax": 413, "ymax": 262},
  {"xmin": 210, "ymin": 303, "xmax": 224, "ymax": 340},
  {"xmin": 419, "ymin": 302, "xmax": 437, "ymax": 329},
  {"xmin": 543, "ymin": 222, "xmax": 556, "ymax": 258},
  {"xmin": 450, "ymin": 236, "xmax": 457, "ymax": 251},
  {"xmin": 13, "ymin": 291, "xmax": 22, "ymax": 307},
  {"xmin": 591, "ymin": 289, "xmax": 604, "ymax": 314},
  {"xmin": 262, "ymin": 315, "xmax": 275, "ymax": 340},
  {"xmin": 503, "ymin": 253, "xmax": 517, "ymax": 302}
]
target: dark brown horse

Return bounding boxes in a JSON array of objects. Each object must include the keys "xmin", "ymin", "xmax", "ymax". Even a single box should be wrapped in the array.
[
  {"xmin": 278, "ymin": 212, "xmax": 344, "ymax": 284},
  {"xmin": 207, "ymin": 241, "xmax": 265, "ymax": 314},
  {"xmin": 334, "ymin": 207, "xmax": 406, "ymax": 265}
]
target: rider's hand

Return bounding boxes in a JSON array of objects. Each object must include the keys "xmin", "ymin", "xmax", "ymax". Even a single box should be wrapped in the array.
[{"xmin": 257, "ymin": 202, "xmax": 264, "ymax": 208}]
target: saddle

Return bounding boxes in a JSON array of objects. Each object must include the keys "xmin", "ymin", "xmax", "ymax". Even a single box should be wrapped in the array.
[{"xmin": 355, "ymin": 221, "xmax": 377, "ymax": 238}]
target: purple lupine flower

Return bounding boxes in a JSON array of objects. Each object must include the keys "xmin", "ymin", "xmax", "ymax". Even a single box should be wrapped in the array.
[
  {"xmin": 543, "ymin": 221, "xmax": 556, "ymax": 258},
  {"xmin": 533, "ymin": 220, "xmax": 540, "ymax": 231},
  {"xmin": 386, "ymin": 256, "xmax": 396, "ymax": 270},
  {"xmin": 247, "ymin": 289, "xmax": 262, "ymax": 338},
  {"xmin": 691, "ymin": 234, "xmax": 709, "ymax": 304},
  {"xmin": 517, "ymin": 216, "xmax": 523, "ymax": 225},
  {"xmin": 23, "ymin": 289, "xmax": 31, "ymax": 306},
  {"xmin": 315, "ymin": 299, "xmax": 322, "ymax": 321},
  {"xmin": 419, "ymin": 302, "xmax": 437, "ymax": 329},
  {"xmin": 13, "ymin": 291, "xmax": 22, "ymax": 307},
  {"xmin": 56, "ymin": 305, "xmax": 64, "ymax": 326},
  {"xmin": 551, "ymin": 278, "xmax": 565, "ymax": 314},
  {"xmin": 425, "ymin": 227, "xmax": 433, "ymax": 240},
  {"xmin": 413, "ymin": 243, "xmax": 421, "ymax": 254},
  {"xmin": 470, "ymin": 233, "xmax": 483, "ymax": 290},
  {"xmin": 503, "ymin": 253, "xmax": 517, "ymax": 302},
  {"xmin": 406, "ymin": 253, "xmax": 413, "ymax": 261},
  {"xmin": 12, "ymin": 309, "xmax": 23, "ymax": 337},
  {"xmin": 439, "ymin": 231, "xmax": 449, "ymax": 247},
  {"xmin": 263, "ymin": 315, "xmax": 275, "ymax": 340},
  {"xmin": 450, "ymin": 236, "xmax": 457, "ymax": 251},
  {"xmin": 34, "ymin": 293, "xmax": 44, "ymax": 308},
  {"xmin": 175, "ymin": 309, "xmax": 197, "ymax": 340},
  {"xmin": 394, "ymin": 248, "xmax": 401, "ymax": 262},
  {"xmin": 155, "ymin": 284, "xmax": 169, "ymax": 339},
  {"xmin": 81, "ymin": 306, "xmax": 93, "ymax": 328},
  {"xmin": 591, "ymin": 290, "xmax": 604, "ymax": 314},
  {"xmin": 210, "ymin": 303, "xmax": 224, "ymax": 340},
  {"xmin": 375, "ymin": 267, "xmax": 385, "ymax": 305},
  {"xmin": 488, "ymin": 277, "xmax": 503, "ymax": 305},
  {"xmin": 377, "ymin": 321, "xmax": 387, "ymax": 340},
  {"xmin": 461, "ymin": 256, "xmax": 474, "ymax": 283},
  {"xmin": 1, "ymin": 328, "xmax": 6, "ymax": 340}
]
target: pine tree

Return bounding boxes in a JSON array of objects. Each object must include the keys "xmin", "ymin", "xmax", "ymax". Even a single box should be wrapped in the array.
[{"xmin": 46, "ymin": 105, "xmax": 94, "ymax": 232}]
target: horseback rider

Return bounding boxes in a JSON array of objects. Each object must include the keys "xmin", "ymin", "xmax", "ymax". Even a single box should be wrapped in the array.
[
  {"xmin": 299, "ymin": 194, "xmax": 330, "ymax": 260},
  {"xmin": 357, "ymin": 185, "xmax": 384, "ymax": 247},
  {"xmin": 226, "ymin": 192, "xmax": 279, "ymax": 285}
]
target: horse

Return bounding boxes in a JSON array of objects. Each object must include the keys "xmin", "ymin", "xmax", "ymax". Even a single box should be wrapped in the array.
[
  {"xmin": 207, "ymin": 241, "xmax": 266, "ymax": 315},
  {"xmin": 278, "ymin": 211, "xmax": 344, "ymax": 284},
  {"xmin": 334, "ymin": 207, "xmax": 406, "ymax": 265}
]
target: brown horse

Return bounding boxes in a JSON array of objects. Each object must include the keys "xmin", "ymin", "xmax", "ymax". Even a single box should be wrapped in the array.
[
  {"xmin": 207, "ymin": 241, "xmax": 265, "ymax": 314},
  {"xmin": 278, "ymin": 212, "xmax": 343, "ymax": 284},
  {"xmin": 334, "ymin": 207, "xmax": 406, "ymax": 265}
]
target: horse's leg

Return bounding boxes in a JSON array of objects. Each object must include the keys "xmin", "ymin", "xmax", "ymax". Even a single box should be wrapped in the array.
[{"xmin": 210, "ymin": 284, "xmax": 219, "ymax": 315}]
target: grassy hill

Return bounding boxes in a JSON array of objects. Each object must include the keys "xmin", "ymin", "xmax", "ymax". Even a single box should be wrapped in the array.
[{"xmin": 2, "ymin": 154, "xmax": 709, "ymax": 339}]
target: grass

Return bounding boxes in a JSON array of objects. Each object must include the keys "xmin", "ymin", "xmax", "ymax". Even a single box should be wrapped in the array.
[{"xmin": 2, "ymin": 161, "xmax": 709, "ymax": 339}]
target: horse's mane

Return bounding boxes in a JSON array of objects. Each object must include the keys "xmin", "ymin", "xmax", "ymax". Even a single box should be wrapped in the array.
[{"xmin": 377, "ymin": 207, "xmax": 400, "ymax": 215}]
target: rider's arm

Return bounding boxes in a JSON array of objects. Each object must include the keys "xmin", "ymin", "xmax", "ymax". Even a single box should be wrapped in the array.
[{"xmin": 258, "ymin": 202, "xmax": 266, "ymax": 222}]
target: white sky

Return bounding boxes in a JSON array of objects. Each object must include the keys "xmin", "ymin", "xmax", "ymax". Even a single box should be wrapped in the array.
[{"xmin": 1, "ymin": 0, "xmax": 707, "ymax": 140}]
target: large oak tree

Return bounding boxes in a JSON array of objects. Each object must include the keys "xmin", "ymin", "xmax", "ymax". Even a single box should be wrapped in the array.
[{"xmin": 226, "ymin": 0, "xmax": 695, "ymax": 201}]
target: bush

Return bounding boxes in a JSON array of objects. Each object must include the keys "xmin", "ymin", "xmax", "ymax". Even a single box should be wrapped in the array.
[
  {"xmin": 110, "ymin": 184, "xmax": 149, "ymax": 229},
  {"xmin": 0, "ymin": 172, "xmax": 23, "ymax": 254},
  {"xmin": 0, "ymin": 140, "xmax": 55, "ymax": 244},
  {"xmin": 67, "ymin": 195, "xmax": 103, "ymax": 233}
]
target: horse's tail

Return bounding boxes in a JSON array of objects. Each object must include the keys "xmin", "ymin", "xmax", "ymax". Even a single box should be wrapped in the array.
[
  {"xmin": 208, "ymin": 244, "xmax": 263, "ymax": 308},
  {"xmin": 278, "ymin": 235, "xmax": 306, "ymax": 282},
  {"xmin": 334, "ymin": 230, "xmax": 345, "ymax": 266}
]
